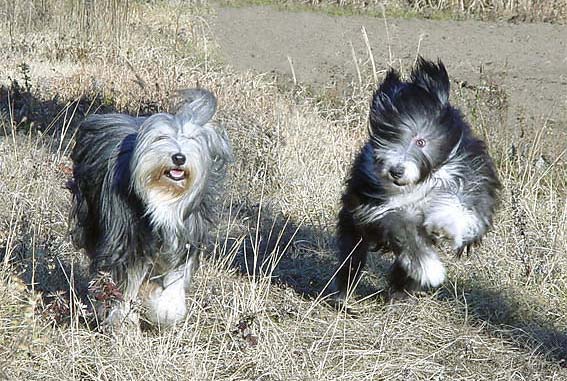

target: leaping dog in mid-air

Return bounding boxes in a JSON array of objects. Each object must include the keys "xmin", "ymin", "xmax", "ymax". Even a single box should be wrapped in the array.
[{"xmin": 333, "ymin": 58, "xmax": 500, "ymax": 302}]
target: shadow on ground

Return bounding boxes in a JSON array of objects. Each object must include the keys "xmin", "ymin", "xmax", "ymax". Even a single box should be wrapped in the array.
[
  {"xmin": 223, "ymin": 200, "xmax": 567, "ymax": 365},
  {"xmin": 438, "ymin": 285, "xmax": 567, "ymax": 365},
  {"xmin": 0, "ymin": 82, "xmax": 163, "ymax": 324},
  {"xmin": 222, "ymin": 200, "xmax": 391, "ymax": 298},
  {"xmin": 0, "ymin": 78, "xmax": 162, "ymax": 147}
]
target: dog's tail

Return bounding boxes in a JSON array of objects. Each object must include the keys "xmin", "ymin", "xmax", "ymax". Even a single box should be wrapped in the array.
[{"xmin": 176, "ymin": 88, "xmax": 217, "ymax": 126}]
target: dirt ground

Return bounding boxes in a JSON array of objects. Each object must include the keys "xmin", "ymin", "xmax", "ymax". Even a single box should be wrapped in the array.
[{"xmin": 213, "ymin": 5, "xmax": 567, "ymax": 150}]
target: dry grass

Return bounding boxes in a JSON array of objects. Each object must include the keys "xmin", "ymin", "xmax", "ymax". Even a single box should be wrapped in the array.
[
  {"xmin": 361, "ymin": 0, "xmax": 567, "ymax": 22},
  {"xmin": 222, "ymin": 0, "xmax": 567, "ymax": 22},
  {"xmin": 1, "ymin": 0, "xmax": 566, "ymax": 380}
]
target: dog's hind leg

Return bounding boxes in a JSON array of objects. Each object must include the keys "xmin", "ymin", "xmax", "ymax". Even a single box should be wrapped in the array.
[{"xmin": 332, "ymin": 208, "xmax": 372, "ymax": 302}]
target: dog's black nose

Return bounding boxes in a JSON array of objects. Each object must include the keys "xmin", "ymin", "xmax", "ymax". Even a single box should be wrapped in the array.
[
  {"xmin": 172, "ymin": 153, "xmax": 186, "ymax": 166},
  {"xmin": 389, "ymin": 166, "xmax": 404, "ymax": 180}
]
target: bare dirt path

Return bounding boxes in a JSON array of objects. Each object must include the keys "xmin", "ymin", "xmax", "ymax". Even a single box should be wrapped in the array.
[{"xmin": 212, "ymin": 5, "xmax": 567, "ymax": 145}]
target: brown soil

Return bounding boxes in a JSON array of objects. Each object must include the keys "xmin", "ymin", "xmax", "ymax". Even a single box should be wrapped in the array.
[{"xmin": 212, "ymin": 5, "xmax": 567, "ymax": 150}]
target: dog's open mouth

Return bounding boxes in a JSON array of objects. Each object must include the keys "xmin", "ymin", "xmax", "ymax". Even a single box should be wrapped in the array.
[{"xmin": 165, "ymin": 168, "xmax": 186, "ymax": 181}]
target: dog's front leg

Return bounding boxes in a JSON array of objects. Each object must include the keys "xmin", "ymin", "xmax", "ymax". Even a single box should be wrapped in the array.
[
  {"xmin": 423, "ymin": 194, "xmax": 486, "ymax": 254},
  {"xmin": 101, "ymin": 261, "xmax": 149, "ymax": 331},
  {"xmin": 141, "ymin": 254, "xmax": 199, "ymax": 328}
]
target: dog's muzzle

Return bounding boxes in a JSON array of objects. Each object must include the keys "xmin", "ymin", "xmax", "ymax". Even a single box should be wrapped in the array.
[
  {"xmin": 165, "ymin": 153, "xmax": 187, "ymax": 181},
  {"xmin": 165, "ymin": 168, "xmax": 186, "ymax": 181},
  {"xmin": 389, "ymin": 165, "xmax": 405, "ymax": 181}
]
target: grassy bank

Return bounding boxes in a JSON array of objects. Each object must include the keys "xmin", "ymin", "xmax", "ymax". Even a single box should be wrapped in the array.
[{"xmin": 219, "ymin": 0, "xmax": 567, "ymax": 23}]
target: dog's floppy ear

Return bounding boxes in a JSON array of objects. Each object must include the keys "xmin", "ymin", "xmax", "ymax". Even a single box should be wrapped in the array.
[
  {"xmin": 370, "ymin": 69, "xmax": 402, "ymax": 128},
  {"xmin": 378, "ymin": 68, "xmax": 403, "ymax": 98},
  {"xmin": 411, "ymin": 56, "xmax": 450, "ymax": 105},
  {"xmin": 202, "ymin": 123, "xmax": 233, "ymax": 171},
  {"xmin": 176, "ymin": 88, "xmax": 218, "ymax": 126}
]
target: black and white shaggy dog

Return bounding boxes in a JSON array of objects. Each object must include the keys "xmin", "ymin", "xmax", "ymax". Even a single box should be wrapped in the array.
[
  {"xmin": 333, "ymin": 58, "xmax": 500, "ymax": 301},
  {"xmin": 69, "ymin": 89, "xmax": 232, "ymax": 328}
]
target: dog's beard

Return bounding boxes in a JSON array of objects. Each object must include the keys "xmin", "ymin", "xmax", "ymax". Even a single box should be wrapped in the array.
[
  {"xmin": 146, "ymin": 163, "xmax": 195, "ymax": 201},
  {"xmin": 372, "ymin": 136, "xmax": 447, "ymax": 190},
  {"xmin": 128, "ymin": 159, "xmax": 203, "ymax": 245},
  {"xmin": 131, "ymin": 133, "xmax": 210, "ymax": 205},
  {"xmin": 131, "ymin": 156, "xmax": 197, "ymax": 201}
]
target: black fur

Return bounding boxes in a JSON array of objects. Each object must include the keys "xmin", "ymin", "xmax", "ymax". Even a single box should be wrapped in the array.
[
  {"xmin": 333, "ymin": 57, "xmax": 500, "ymax": 300},
  {"xmin": 70, "ymin": 115, "xmax": 155, "ymax": 278}
]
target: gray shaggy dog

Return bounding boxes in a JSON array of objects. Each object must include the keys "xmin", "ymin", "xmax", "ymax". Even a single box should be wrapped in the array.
[
  {"xmin": 333, "ymin": 58, "xmax": 500, "ymax": 302},
  {"xmin": 70, "ymin": 89, "xmax": 232, "ymax": 328}
]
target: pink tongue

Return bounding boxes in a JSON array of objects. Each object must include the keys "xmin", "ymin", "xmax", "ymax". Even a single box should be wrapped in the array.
[{"xmin": 169, "ymin": 169, "xmax": 184, "ymax": 179}]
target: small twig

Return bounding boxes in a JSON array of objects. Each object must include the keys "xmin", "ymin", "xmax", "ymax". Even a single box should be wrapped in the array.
[
  {"xmin": 124, "ymin": 56, "xmax": 147, "ymax": 90},
  {"xmin": 350, "ymin": 41, "xmax": 362, "ymax": 85},
  {"xmin": 381, "ymin": 4, "xmax": 394, "ymax": 66},
  {"xmin": 361, "ymin": 26, "xmax": 377, "ymax": 83},
  {"xmin": 287, "ymin": 56, "xmax": 297, "ymax": 86},
  {"xmin": 415, "ymin": 32, "xmax": 427, "ymax": 64}
]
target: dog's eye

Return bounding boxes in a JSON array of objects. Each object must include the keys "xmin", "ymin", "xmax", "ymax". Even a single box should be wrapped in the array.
[{"xmin": 415, "ymin": 138, "xmax": 426, "ymax": 148}]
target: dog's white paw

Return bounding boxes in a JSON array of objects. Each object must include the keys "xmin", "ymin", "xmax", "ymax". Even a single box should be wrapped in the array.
[
  {"xmin": 142, "ymin": 282, "xmax": 187, "ymax": 328},
  {"xmin": 397, "ymin": 252, "xmax": 446, "ymax": 289},
  {"xmin": 419, "ymin": 255, "xmax": 446, "ymax": 288},
  {"xmin": 424, "ymin": 203, "xmax": 481, "ymax": 250},
  {"xmin": 424, "ymin": 215, "xmax": 464, "ymax": 248}
]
